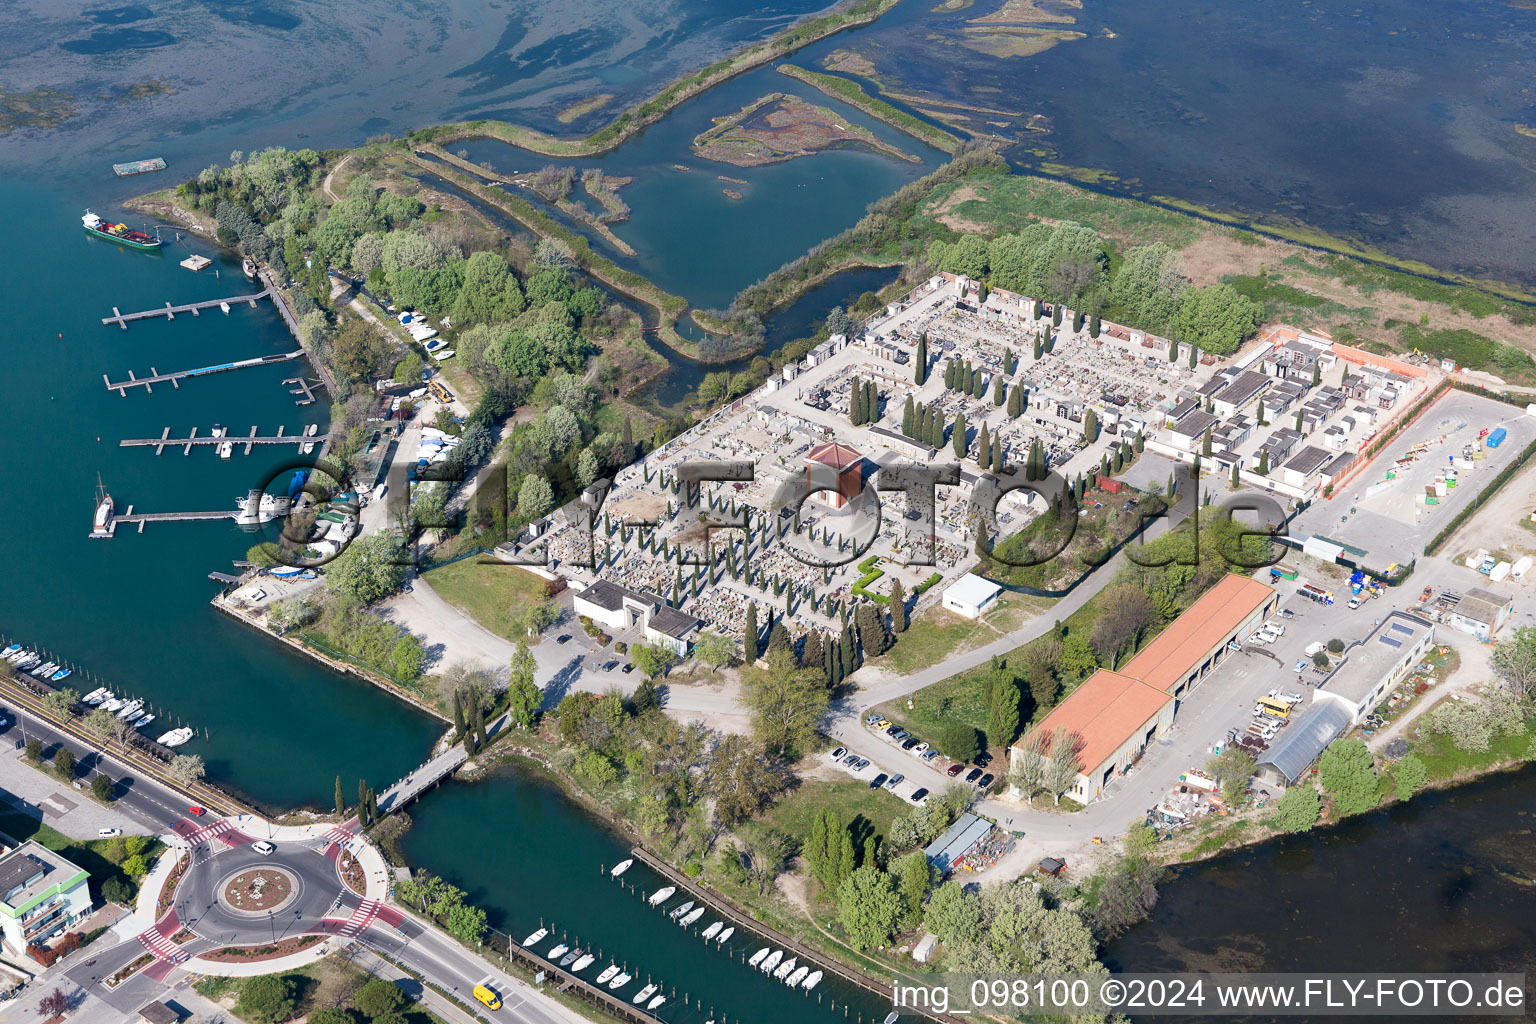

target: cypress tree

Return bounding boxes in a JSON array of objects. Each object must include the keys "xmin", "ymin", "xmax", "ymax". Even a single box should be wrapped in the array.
[
  {"xmin": 335, "ymin": 776, "xmax": 346, "ymax": 817},
  {"xmin": 1072, "ymin": 309, "xmax": 1084, "ymax": 332},
  {"xmin": 621, "ymin": 415, "xmax": 634, "ymax": 459},
  {"xmin": 358, "ymin": 779, "xmax": 370, "ymax": 826},
  {"xmin": 1052, "ymin": 304, "xmax": 1062, "ymax": 327},
  {"xmin": 973, "ymin": 370, "xmax": 985, "ymax": 398},
  {"xmin": 1231, "ymin": 462, "xmax": 1240, "ymax": 488},
  {"xmin": 1034, "ymin": 336, "xmax": 1043, "ymax": 360},
  {"xmin": 1296, "ymin": 408, "xmax": 1305, "ymax": 431},
  {"xmin": 472, "ymin": 698, "xmax": 487, "ymax": 749},
  {"xmin": 1135, "ymin": 430, "xmax": 1145, "ymax": 453},
  {"xmin": 1189, "ymin": 345, "xmax": 1198, "ymax": 369},
  {"xmin": 944, "ymin": 359, "xmax": 955, "ymax": 389},
  {"xmin": 744, "ymin": 602, "xmax": 759, "ymax": 661},
  {"xmin": 1084, "ymin": 409, "xmax": 1099, "ymax": 443},
  {"xmin": 802, "ymin": 628, "xmax": 823, "ymax": 673},
  {"xmin": 1089, "ymin": 314, "xmax": 1100, "ymax": 338},
  {"xmin": 992, "ymin": 434, "xmax": 1003, "ymax": 473},
  {"xmin": 952, "ymin": 412, "xmax": 967, "ymax": 459},
  {"xmin": 1311, "ymin": 361, "xmax": 1321, "ymax": 387},
  {"xmin": 932, "ymin": 411, "xmax": 945, "ymax": 450},
  {"xmin": 1047, "ymin": 331, "xmax": 1056, "ymax": 354},
  {"xmin": 367, "ymin": 789, "xmax": 379, "ymax": 822},
  {"xmin": 915, "ymin": 333, "xmax": 928, "ymax": 384},
  {"xmin": 976, "ymin": 422, "xmax": 990, "ymax": 469},
  {"xmin": 1112, "ymin": 447, "xmax": 1124, "ymax": 473},
  {"xmin": 903, "ymin": 394, "xmax": 915, "ymax": 436},
  {"xmin": 1004, "ymin": 348, "xmax": 1015, "ymax": 374},
  {"xmin": 1202, "ymin": 426, "xmax": 1212, "ymax": 457},
  {"xmin": 867, "ymin": 380, "xmax": 878, "ymax": 422},
  {"xmin": 1101, "ymin": 453, "xmax": 1110, "ymax": 477},
  {"xmin": 890, "ymin": 578, "xmax": 907, "ymax": 633},
  {"xmin": 451, "ymin": 691, "xmax": 465, "ymax": 743},
  {"xmin": 992, "ymin": 372, "xmax": 1006, "ymax": 406},
  {"xmin": 1258, "ymin": 449, "xmax": 1270, "ymax": 475},
  {"xmin": 850, "ymin": 376, "xmax": 862, "ymax": 425},
  {"xmin": 1168, "ymin": 338, "xmax": 1180, "ymax": 363}
]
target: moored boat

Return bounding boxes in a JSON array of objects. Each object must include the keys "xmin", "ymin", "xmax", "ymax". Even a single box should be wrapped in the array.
[
  {"xmin": 715, "ymin": 926, "xmax": 734, "ymax": 944},
  {"xmin": 91, "ymin": 477, "xmax": 114, "ymax": 538},
  {"xmin": 242, "ymin": 258, "xmax": 257, "ymax": 279},
  {"xmin": 786, "ymin": 965, "xmax": 808, "ymax": 987},
  {"xmin": 668, "ymin": 900, "xmax": 694, "ymax": 920},
  {"xmin": 521, "ymin": 928, "xmax": 548, "ymax": 947},
  {"xmin": 82, "ymin": 210, "xmax": 161, "ymax": 250},
  {"xmin": 680, "ymin": 907, "xmax": 704, "ymax": 927},
  {"xmin": 135, "ymin": 714, "xmax": 155, "ymax": 728},
  {"xmin": 774, "ymin": 957, "xmax": 797, "ymax": 980},
  {"xmin": 646, "ymin": 886, "xmax": 675, "ymax": 906},
  {"xmin": 631, "ymin": 983, "xmax": 657, "ymax": 1006},
  {"xmin": 595, "ymin": 964, "xmax": 618, "ymax": 985},
  {"xmin": 701, "ymin": 921, "xmax": 722, "ymax": 940},
  {"xmin": 647, "ymin": 995, "xmax": 666, "ymax": 1010},
  {"xmin": 559, "ymin": 947, "xmax": 581, "ymax": 968},
  {"xmin": 610, "ymin": 858, "xmax": 633, "ymax": 878},
  {"xmin": 157, "ymin": 727, "xmax": 194, "ymax": 746},
  {"xmin": 571, "ymin": 952, "xmax": 594, "ymax": 972},
  {"xmin": 83, "ymin": 687, "xmax": 108, "ymax": 704},
  {"xmin": 748, "ymin": 948, "xmax": 769, "ymax": 968},
  {"xmin": 760, "ymin": 950, "xmax": 783, "ymax": 974},
  {"xmin": 0, "ymin": 644, "xmax": 19, "ymax": 660},
  {"xmin": 101, "ymin": 697, "xmax": 124, "ymax": 712},
  {"xmin": 608, "ymin": 970, "xmax": 631, "ymax": 990},
  {"xmin": 802, "ymin": 970, "xmax": 823, "ymax": 990},
  {"xmin": 31, "ymin": 662, "xmax": 57, "ymax": 678},
  {"xmin": 117, "ymin": 699, "xmax": 144, "ymax": 719},
  {"xmin": 51, "ymin": 668, "xmax": 71, "ymax": 681}
]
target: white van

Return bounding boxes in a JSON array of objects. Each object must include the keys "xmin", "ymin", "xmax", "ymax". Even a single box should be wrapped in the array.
[{"xmin": 252, "ymin": 841, "xmax": 276, "ymax": 856}]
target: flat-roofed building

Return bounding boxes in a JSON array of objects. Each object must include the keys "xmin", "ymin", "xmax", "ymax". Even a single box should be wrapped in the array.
[
  {"xmin": 1279, "ymin": 445, "xmax": 1332, "ymax": 488},
  {"xmin": 1212, "ymin": 370, "xmax": 1272, "ymax": 419},
  {"xmin": 1314, "ymin": 612, "xmax": 1436, "ymax": 724},
  {"xmin": 0, "ymin": 842, "xmax": 91, "ymax": 956},
  {"xmin": 1119, "ymin": 575, "xmax": 1279, "ymax": 702},
  {"xmin": 942, "ymin": 573, "xmax": 1002, "ymax": 619},
  {"xmin": 1010, "ymin": 670, "xmax": 1175, "ymax": 805},
  {"xmin": 1446, "ymin": 587, "xmax": 1514, "ymax": 641}
]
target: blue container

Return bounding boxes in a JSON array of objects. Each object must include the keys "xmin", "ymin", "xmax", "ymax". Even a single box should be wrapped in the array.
[{"xmin": 1488, "ymin": 427, "xmax": 1507, "ymax": 448}]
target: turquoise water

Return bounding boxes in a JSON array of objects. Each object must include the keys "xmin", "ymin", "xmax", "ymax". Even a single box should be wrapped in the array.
[
  {"xmin": 399, "ymin": 764, "xmax": 890, "ymax": 1024},
  {"xmin": 0, "ymin": 180, "xmax": 442, "ymax": 812}
]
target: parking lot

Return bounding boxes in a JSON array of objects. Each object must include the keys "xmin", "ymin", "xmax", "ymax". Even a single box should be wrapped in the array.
[
  {"xmin": 825, "ymin": 713, "xmax": 1001, "ymax": 809},
  {"xmin": 1292, "ymin": 391, "xmax": 1536, "ymax": 566}
]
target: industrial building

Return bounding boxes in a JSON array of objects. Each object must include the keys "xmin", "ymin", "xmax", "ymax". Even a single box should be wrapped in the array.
[
  {"xmin": 1445, "ymin": 587, "xmax": 1513, "ymax": 642},
  {"xmin": 1314, "ymin": 612, "xmax": 1436, "ymax": 724},
  {"xmin": 1119, "ymin": 574, "xmax": 1279, "ymax": 702}
]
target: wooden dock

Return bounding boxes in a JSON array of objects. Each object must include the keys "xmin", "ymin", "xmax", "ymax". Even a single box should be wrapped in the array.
[
  {"xmin": 102, "ymin": 289, "xmax": 271, "ymax": 329},
  {"xmin": 103, "ymin": 350, "xmax": 307, "ymax": 396},
  {"xmin": 93, "ymin": 504, "xmax": 240, "ymax": 538},
  {"xmin": 119, "ymin": 425, "xmax": 328, "ymax": 455},
  {"xmin": 283, "ymin": 376, "xmax": 317, "ymax": 406}
]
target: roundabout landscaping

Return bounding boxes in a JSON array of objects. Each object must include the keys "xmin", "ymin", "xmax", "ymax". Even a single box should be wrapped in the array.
[{"xmin": 217, "ymin": 866, "xmax": 299, "ymax": 916}]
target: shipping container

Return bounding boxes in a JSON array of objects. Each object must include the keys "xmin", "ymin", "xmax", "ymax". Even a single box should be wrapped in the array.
[{"xmin": 1488, "ymin": 427, "xmax": 1507, "ymax": 448}]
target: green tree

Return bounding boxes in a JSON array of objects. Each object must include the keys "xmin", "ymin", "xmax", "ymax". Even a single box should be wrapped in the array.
[
  {"xmin": 324, "ymin": 532, "xmax": 408, "ymax": 604},
  {"xmin": 517, "ymin": 472, "xmax": 555, "ymax": 519},
  {"xmin": 1205, "ymin": 747, "xmax": 1258, "ymax": 806},
  {"xmin": 53, "ymin": 746, "xmax": 76, "ymax": 781},
  {"xmin": 1084, "ymin": 409, "xmax": 1099, "ymax": 443},
  {"xmin": 1393, "ymin": 753, "xmax": 1428, "ymax": 799},
  {"xmin": 889, "ymin": 578, "xmax": 907, "ymax": 633},
  {"xmin": 915, "ymin": 333, "xmax": 928, "ymax": 384},
  {"xmin": 23, "ymin": 738, "xmax": 41, "ymax": 763},
  {"xmin": 1491, "ymin": 626, "xmax": 1536, "ymax": 700},
  {"xmin": 353, "ymin": 978, "xmax": 406, "ymax": 1018},
  {"xmin": 895, "ymin": 851, "xmax": 934, "ymax": 924},
  {"xmin": 985, "ymin": 667, "xmax": 1021, "ymax": 748},
  {"xmin": 1273, "ymin": 785, "xmax": 1321, "ymax": 833},
  {"xmin": 631, "ymin": 641, "xmax": 679, "ymax": 679},
  {"xmin": 237, "ymin": 974, "xmax": 297, "ymax": 1024},
  {"xmin": 741, "ymin": 649, "xmax": 828, "ymax": 756},
  {"xmin": 1173, "ymin": 284, "xmax": 1262, "ymax": 355},
  {"xmin": 91, "ymin": 774, "xmax": 113, "ymax": 802},
  {"xmin": 952, "ymin": 412, "xmax": 967, "ymax": 459},
  {"xmin": 1318, "ymin": 738, "xmax": 1379, "ymax": 817},
  {"xmin": 837, "ymin": 866, "xmax": 902, "ymax": 950},
  {"xmin": 696, "ymin": 629, "xmax": 735, "ymax": 674},
  {"xmin": 743, "ymin": 602, "xmax": 759, "ymax": 662},
  {"xmin": 507, "ymin": 641, "xmax": 541, "ymax": 728},
  {"xmin": 937, "ymin": 721, "xmax": 983, "ymax": 762},
  {"xmin": 924, "ymin": 881, "xmax": 983, "ymax": 947},
  {"xmin": 335, "ymin": 776, "xmax": 347, "ymax": 816}
]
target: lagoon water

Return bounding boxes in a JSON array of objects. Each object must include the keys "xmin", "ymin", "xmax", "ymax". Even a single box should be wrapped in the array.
[{"xmin": 5, "ymin": 0, "xmax": 1536, "ymax": 1004}]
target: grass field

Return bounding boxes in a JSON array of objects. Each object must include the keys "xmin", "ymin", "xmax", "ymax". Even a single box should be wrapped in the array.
[
  {"xmin": 421, "ymin": 559, "xmax": 551, "ymax": 642},
  {"xmin": 0, "ymin": 805, "xmax": 159, "ymax": 897},
  {"xmin": 766, "ymin": 777, "xmax": 907, "ymax": 847}
]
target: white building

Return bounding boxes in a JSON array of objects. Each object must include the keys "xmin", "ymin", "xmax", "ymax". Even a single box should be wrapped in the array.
[
  {"xmin": 942, "ymin": 574, "xmax": 1002, "ymax": 619},
  {"xmin": 573, "ymin": 580, "xmax": 703, "ymax": 657},
  {"xmin": 0, "ymin": 842, "xmax": 92, "ymax": 956},
  {"xmin": 1314, "ymin": 613, "xmax": 1436, "ymax": 724}
]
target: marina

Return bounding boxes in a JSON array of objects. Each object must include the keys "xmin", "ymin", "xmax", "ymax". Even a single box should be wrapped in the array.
[
  {"xmin": 101, "ymin": 289, "xmax": 272, "ymax": 328},
  {"xmin": 103, "ymin": 350, "xmax": 308, "ymax": 395}
]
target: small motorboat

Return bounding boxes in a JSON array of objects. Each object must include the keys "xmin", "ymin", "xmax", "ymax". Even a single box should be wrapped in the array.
[
  {"xmin": 0, "ymin": 644, "xmax": 19, "ymax": 659},
  {"xmin": 560, "ymin": 947, "xmax": 581, "ymax": 968},
  {"xmin": 125, "ymin": 710, "xmax": 146, "ymax": 724},
  {"xmin": 242, "ymin": 258, "xmax": 257, "ymax": 279},
  {"xmin": 648, "ymin": 995, "xmax": 666, "ymax": 1010},
  {"xmin": 611, "ymin": 858, "xmax": 633, "ymax": 878},
  {"xmin": 522, "ymin": 928, "xmax": 548, "ymax": 947},
  {"xmin": 716, "ymin": 926, "xmax": 734, "ymax": 944},
  {"xmin": 135, "ymin": 714, "xmax": 156, "ymax": 729},
  {"xmin": 219, "ymin": 301, "xmax": 231, "ymax": 314},
  {"xmin": 101, "ymin": 697, "xmax": 124, "ymax": 712},
  {"xmin": 14, "ymin": 655, "xmax": 39, "ymax": 671},
  {"xmin": 51, "ymin": 668, "xmax": 71, "ymax": 681},
  {"xmin": 608, "ymin": 971, "xmax": 631, "ymax": 990},
  {"xmin": 774, "ymin": 957, "xmax": 797, "ymax": 981},
  {"xmin": 680, "ymin": 907, "xmax": 704, "ymax": 927},
  {"xmin": 595, "ymin": 964, "xmax": 619, "ymax": 986},
  {"xmin": 116, "ymin": 699, "xmax": 144, "ymax": 720},
  {"xmin": 786, "ymin": 965, "xmax": 809, "ymax": 987},
  {"xmin": 632, "ymin": 983, "xmax": 657, "ymax": 1006},
  {"xmin": 157, "ymin": 727, "xmax": 194, "ymax": 747},
  {"xmin": 803, "ymin": 970, "xmax": 823, "ymax": 991},
  {"xmin": 668, "ymin": 900, "xmax": 695, "ymax": 921},
  {"xmin": 4, "ymin": 648, "xmax": 29, "ymax": 663},
  {"xmin": 31, "ymin": 662, "xmax": 57, "ymax": 678},
  {"xmin": 760, "ymin": 950, "xmax": 783, "ymax": 974},
  {"xmin": 572, "ymin": 953, "xmax": 594, "ymax": 972},
  {"xmin": 647, "ymin": 886, "xmax": 676, "ymax": 906},
  {"xmin": 547, "ymin": 943, "xmax": 569, "ymax": 961},
  {"xmin": 883, "ymin": 1014, "xmax": 899, "ymax": 1024},
  {"xmin": 748, "ymin": 948, "xmax": 769, "ymax": 968},
  {"xmin": 83, "ymin": 688, "xmax": 108, "ymax": 704},
  {"xmin": 701, "ymin": 921, "xmax": 722, "ymax": 940}
]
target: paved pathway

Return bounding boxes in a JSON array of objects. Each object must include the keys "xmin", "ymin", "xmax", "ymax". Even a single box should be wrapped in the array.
[{"xmin": 0, "ymin": 749, "xmax": 145, "ymax": 839}]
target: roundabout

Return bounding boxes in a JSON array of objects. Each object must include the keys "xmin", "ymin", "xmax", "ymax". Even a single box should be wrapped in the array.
[
  {"xmin": 173, "ymin": 839, "xmax": 344, "ymax": 948},
  {"xmin": 217, "ymin": 865, "xmax": 299, "ymax": 916}
]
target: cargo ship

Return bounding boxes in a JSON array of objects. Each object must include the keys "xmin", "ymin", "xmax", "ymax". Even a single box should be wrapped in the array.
[{"xmin": 82, "ymin": 210, "xmax": 161, "ymax": 250}]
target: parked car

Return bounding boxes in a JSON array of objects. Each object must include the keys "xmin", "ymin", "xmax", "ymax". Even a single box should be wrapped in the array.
[
  {"xmin": 964, "ymin": 768, "xmax": 983, "ymax": 783},
  {"xmin": 977, "ymin": 773, "xmax": 995, "ymax": 789},
  {"xmin": 909, "ymin": 788, "xmax": 930, "ymax": 806},
  {"xmin": 920, "ymin": 750, "xmax": 940, "ymax": 762},
  {"xmin": 621, "ymin": 663, "xmax": 634, "ymax": 674},
  {"xmin": 97, "ymin": 828, "xmax": 121, "ymax": 838},
  {"xmin": 901, "ymin": 738, "xmax": 920, "ymax": 750},
  {"xmin": 913, "ymin": 742, "xmax": 930, "ymax": 755},
  {"xmin": 891, "ymin": 728, "xmax": 909, "ymax": 741},
  {"xmin": 865, "ymin": 713, "xmax": 883, "ymax": 725},
  {"xmin": 884, "ymin": 773, "xmax": 904, "ymax": 791},
  {"xmin": 853, "ymin": 758, "xmax": 870, "ymax": 772},
  {"xmin": 885, "ymin": 725, "xmax": 902, "ymax": 737},
  {"xmin": 1265, "ymin": 621, "xmax": 1287, "ymax": 636},
  {"xmin": 842, "ymin": 754, "xmax": 860, "ymax": 768},
  {"xmin": 869, "ymin": 773, "xmax": 887, "ymax": 790},
  {"xmin": 1347, "ymin": 597, "xmax": 1362, "ymax": 610},
  {"xmin": 974, "ymin": 752, "xmax": 992, "ymax": 767},
  {"xmin": 828, "ymin": 747, "xmax": 847, "ymax": 762},
  {"xmin": 946, "ymin": 763, "xmax": 965, "ymax": 777},
  {"xmin": 556, "ymin": 634, "xmax": 572, "ymax": 644}
]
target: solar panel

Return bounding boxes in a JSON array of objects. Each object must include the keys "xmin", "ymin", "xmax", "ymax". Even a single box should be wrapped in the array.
[
  {"xmin": 1391, "ymin": 622, "xmax": 1414, "ymax": 636},
  {"xmin": 1379, "ymin": 636, "xmax": 1402, "ymax": 648}
]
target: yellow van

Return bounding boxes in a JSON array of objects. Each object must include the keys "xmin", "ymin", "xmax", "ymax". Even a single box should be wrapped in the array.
[
  {"xmin": 473, "ymin": 984, "xmax": 502, "ymax": 1010},
  {"xmin": 1255, "ymin": 696, "xmax": 1291, "ymax": 719}
]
